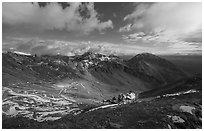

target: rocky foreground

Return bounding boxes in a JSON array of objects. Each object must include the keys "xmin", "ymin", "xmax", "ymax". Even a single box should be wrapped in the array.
[{"xmin": 3, "ymin": 89, "xmax": 202, "ymax": 129}]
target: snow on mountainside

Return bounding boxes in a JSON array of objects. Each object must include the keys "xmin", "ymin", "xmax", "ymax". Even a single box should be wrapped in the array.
[
  {"xmin": 13, "ymin": 51, "xmax": 31, "ymax": 56},
  {"xmin": 2, "ymin": 51, "xmax": 188, "ymax": 94},
  {"xmin": 2, "ymin": 51, "xmax": 190, "ymax": 124}
]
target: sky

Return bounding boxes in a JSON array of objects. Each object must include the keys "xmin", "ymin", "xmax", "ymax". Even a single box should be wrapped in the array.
[{"xmin": 2, "ymin": 2, "xmax": 202, "ymax": 56}]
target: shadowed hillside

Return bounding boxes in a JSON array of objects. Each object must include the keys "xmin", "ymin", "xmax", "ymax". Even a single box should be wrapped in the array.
[{"xmin": 2, "ymin": 51, "xmax": 201, "ymax": 129}]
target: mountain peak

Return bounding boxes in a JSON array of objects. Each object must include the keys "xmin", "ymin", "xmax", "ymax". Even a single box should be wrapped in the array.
[
  {"xmin": 134, "ymin": 53, "xmax": 159, "ymax": 59},
  {"xmin": 127, "ymin": 52, "xmax": 187, "ymax": 84},
  {"xmin": 82, "ymin": 51, "xmax": 95, "ymax": 56}
]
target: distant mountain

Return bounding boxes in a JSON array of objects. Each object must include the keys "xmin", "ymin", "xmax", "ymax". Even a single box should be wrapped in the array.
[
  {"xmin": 2, "ymin": 51, "xmax": 188, "ymax": 98},
  {"xmin": 127, "ymin": 53, "xmax": 187, "ymax": 85}
]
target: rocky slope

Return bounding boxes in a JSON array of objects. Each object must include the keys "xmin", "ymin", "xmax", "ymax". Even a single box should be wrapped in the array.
[
  {"xmin": 2, "ymin": 51, "xmax": 193, "ymax": 127},
  {"xmin": 3, "ymin": 80, "xmax": 202, "ymax": 129},
  {"xmin": 127, "ymin": 53, "xmax": 187, "ymax": 85}
]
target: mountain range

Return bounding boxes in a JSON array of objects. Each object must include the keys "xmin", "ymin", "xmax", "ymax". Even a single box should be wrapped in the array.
[
  {"xmin": 3, "ymin": 51, "xmax": 187, "ymax": 99},
  {"xmin": 2, "ymin": 51, "xmax": 201, "ymax": 129}
]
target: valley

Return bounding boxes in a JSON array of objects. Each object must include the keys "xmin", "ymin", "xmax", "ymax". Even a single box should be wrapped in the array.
[{"xmin": 2, "ymin": 51, "xmax": 202, "ymax": 129}]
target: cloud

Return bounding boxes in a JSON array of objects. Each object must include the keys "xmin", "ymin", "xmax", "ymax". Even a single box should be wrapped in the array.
[
  {"xmin": 2, "ymin": 37, "xmax": 113, "ymax": 56},
  {"xmin": 167, "ymin": 41, "xmax": 202, "ymax": 54},
  {"xmin": 3, "ymin": 37, "xmax": 165, "ymax": 56},
  {"xmin": 2, "ymin": 2, "xmax": 113, "ymax": 34},
  {"xmin": 120, "ymin": 2, "xmax": 202, "ymax": 54},
  {"xmin": 122, "ymin": 31, "xmax": 201, "ymax": 54},
  {"xmin": 118, "ymin": 24, "xmax": 132, "ymax": 32},
  {"xmin": 181, "ymin": 29, "xmax": 202, "ymax": 43},
  {"xmin": 123, "ymin": 32, "xmax": 163, "ymax": 43},
  {"xmin": 122, "ymin": 3, "xmax": 201, "ymax": 35},
  {"xmin": 123, "ymin": 3, "xmax": 150, "ymax": 21}
]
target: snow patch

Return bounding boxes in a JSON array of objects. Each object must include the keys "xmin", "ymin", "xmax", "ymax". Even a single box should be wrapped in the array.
[
  {"xmin": 158, "ymin": 89, "xmax": 199, "ymax": 98},
  {"xmin": 2, "ymin": 87, "xmax": 79, "ymax": 122},
  {"xmin": 167, "ymin": 115, "xmax": 185, "ymax": 123},
  {"xmin": 13, "ymin": 51, "xmax": 31, "ymax": 56},
  {"xmin": 86, "ymin": 104, "xmax": 118, "ymax": 113},
  {"xmin": 179, "ymin": 106, "xmax": 195, "ymax": 115}
]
